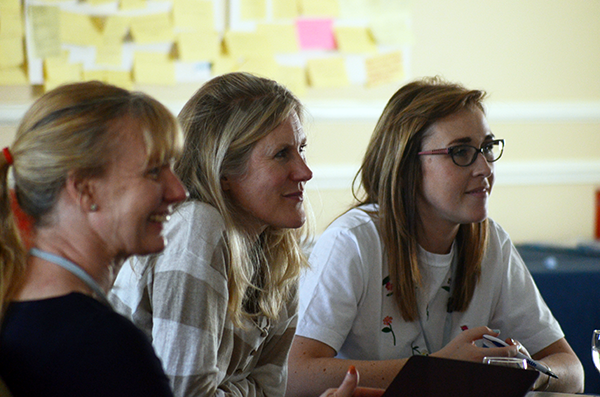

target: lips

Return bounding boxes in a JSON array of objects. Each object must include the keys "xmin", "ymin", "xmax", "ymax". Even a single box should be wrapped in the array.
[
  {"xmin": 466, "ymin": 186, "xmax": 489, "ymax": 195},
  {"xmin": 283, "ymin": 191, "xmax": 304, "ymax": 200}
]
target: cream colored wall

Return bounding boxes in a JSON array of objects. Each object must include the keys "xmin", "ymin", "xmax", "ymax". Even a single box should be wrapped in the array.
[{"xmin": 2, "ymin": 0, "xmax": 599, "ymax": 245}]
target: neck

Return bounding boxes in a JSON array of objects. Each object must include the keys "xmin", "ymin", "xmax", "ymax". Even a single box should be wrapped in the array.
[{"xmin": 417, "ymin": 221, "xmax": 459, "ymax": 255}]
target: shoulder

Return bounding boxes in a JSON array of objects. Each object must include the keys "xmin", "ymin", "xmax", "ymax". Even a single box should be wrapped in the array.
[{"xmin": 320, "ymin": 204, "xmax": 381, "ymax": 245}]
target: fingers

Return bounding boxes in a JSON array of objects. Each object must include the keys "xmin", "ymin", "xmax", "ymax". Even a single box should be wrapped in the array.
[
  {"xmin": 352, "ymin": 387, "xmax": 386, "ymax": 397},
  {"xmin": 327, "ymin": 366, "xmax": 359, "ymax": 397}
]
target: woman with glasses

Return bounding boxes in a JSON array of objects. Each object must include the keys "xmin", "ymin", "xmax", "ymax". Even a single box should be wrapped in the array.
[{"xmin": 286, "ymin": 77, "xmax": 584, "ymax": 396}]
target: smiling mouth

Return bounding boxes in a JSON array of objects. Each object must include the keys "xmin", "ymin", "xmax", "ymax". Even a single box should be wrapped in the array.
[
  {"xmin": 149, "ymin": 213, "xmax": 171, "ymax": 223},
  {"xmin": 467, "ymin": 187, "xmax": 489, "ymax": 194}
]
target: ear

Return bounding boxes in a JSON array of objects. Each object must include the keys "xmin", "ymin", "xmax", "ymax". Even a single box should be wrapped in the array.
[
  {"xmin": 220, "ymin": 176, "xmax": 230, "ymax": 191},
  {"xmin": 65, "ymin": 171, "xmax": 96, "ymax": 212}
]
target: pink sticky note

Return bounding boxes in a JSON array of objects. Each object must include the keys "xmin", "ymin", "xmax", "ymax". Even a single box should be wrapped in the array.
[{"xmin": 296, "ymin": 18, "xmax": 335, "ymax": 50}]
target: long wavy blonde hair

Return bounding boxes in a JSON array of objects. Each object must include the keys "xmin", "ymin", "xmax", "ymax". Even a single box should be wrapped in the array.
[
  {"xmin": 175, "ymin": 72, "xmax": 309, "ymax": 326},
  {"xmin": 0, "ymin": 81, "xmax": 181, "ymax": 319},
  {"xmin": 353, "ymin": 77, "xmax": 489, "ymax": 322}
]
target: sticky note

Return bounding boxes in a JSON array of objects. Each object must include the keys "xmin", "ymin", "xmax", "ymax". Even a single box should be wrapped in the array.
[
  {"xmin": 60, "ymin": 11, "xmax": 102, "ymax": 46},
  {"xmin": 0, "ymin": 9, "xmax": 23, "ymax": 38},
  {"xmin": 237, "ymin": 56, "xmax": 278, "ymax": 78},
  {"xmin": 0, "ymin": 0, "xmax": 21, "ymax": 11},
  {"xmin": 223, "ymin": 31, "xmax": 273, "ymax": 58},
  {"xmin": 299, "ymin": 0, "xmax": 339, "ymax": 17},
  {"xmin": 133, "ymin": 59, "xmax": 175, "ymax": 84},
  {"xmin": 257, "ymin": 23, "xmax": 298, "ymax": 53},
  {"xmin": 334, "ymin": 26, "xmax": 376, "ymax": 53},
  {"xmin": 177, "ymin": 31, "xmax": 220, "ymax": 62},
  {"xmin": 44, "ymin": 57, "xmax": 82, "ymax": 83},
  {"xmin": 365, "ymin": 51, "xmax": 404, "ymax": 87},
  {"xmin": 28, "ymin": 5, "xmax": 61, "ymax": 58},
  {"xmin": 0, "ymin": 66, "xmax": 28, "ymax": 85},
  {"xmin": 370, "ymin": 14, "xmax": 414, "ymax": 46},
  {"xmin": 241, "ymin": 0, "xmax": 266, "ymax": 20},
  {"xmin": 275, "ymin": 65, "xmax": 306, "ymax": 96},
  {"xmin": 306, "ymin": 57, "xmax": 349, "ymax": 88},
  {"xmin": 130, "ymin": 13, "xmax": 173, "ymax": 44},
  {"xmin": 102, "ymin": 16, "xmax": 130, "ymax": 45},
  {"xmin": 120, "ymin": 0, "xmax": 146, "ymax": 11},
  {"xmin": 296, "ymin": 19, "xmax": 334, "ymax": 50},
  {"xmin": 173, "ymin": 0, "xmax": 214, "ymax": 31},
  {"xmin": 272, "ymin": 0, "xmax": 298, "ymax": 19},
  {"xmin": 95, "ymin": 44, "xmax": 123, "ymax": 66},
  {"xmin": 211, "ymin": 56, "xmax": 237, "ymax": 76},
  {"xmin": 0, "ymin": 38, "xmax": 24, "ymax": 67},
  {"xmin": 87, "ymin": 0, "xmax": 114, "ymax": 5},
  {"xmin": 104, "ymin": 70, "xmax": 133, "ymax": 90}
]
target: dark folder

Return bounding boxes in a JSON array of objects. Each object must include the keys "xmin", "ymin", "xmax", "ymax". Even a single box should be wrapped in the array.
[{"xmin": 382, "ymin": 355, "xmax": 539, "ymax": 397}]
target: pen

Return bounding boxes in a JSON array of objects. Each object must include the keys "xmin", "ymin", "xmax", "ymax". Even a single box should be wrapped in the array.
[{"xmin": 482, "ymin": 335, "xmax": 559, "ymax": 379}]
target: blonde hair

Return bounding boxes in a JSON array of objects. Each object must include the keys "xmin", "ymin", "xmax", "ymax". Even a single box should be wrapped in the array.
[
  {"xmin": 176, "ymin": 72, "xmax": 308, "ymax": 326},
  {"xmin": 353, "ymin": 76, "xmax": 489, "ymax": 322},
  {"xmin": 0, "ymin": 81, "xmax": 181, "ymax": 317}
]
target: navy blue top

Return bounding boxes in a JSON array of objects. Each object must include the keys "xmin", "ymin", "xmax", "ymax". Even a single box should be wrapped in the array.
[{"xmin": 0, "ymin": 292, "xmax": 173, "ymax": 397}]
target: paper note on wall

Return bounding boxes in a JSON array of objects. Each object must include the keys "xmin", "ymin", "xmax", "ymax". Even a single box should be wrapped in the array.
[
  {"xmin": 224, "ymin": 31, "xmax": 273, "ymax": 58},
  {"xmin": 306, "ymin": 57, "xmax": 349, "ymax": 88},
  {"xmin": 120, "ymin": 0, "xmax": 146, "ymax": 11},
  {"xmin": 176, "ymin": 31, "xmax": 220, "ymax": 62},
  {"xmin": 95, "ymin": 44, "xmax": 123, "ymax": 66},
  {"xmin": 334, "ymin": 26, "xmax": 376, "ymax": 53},
  {"xmin": 370, "ymin": 13, "xmax": 414, "ymax": 46},
  {"xmin": 212, "ymin": 56, "xmax": 237, "ymax": 76},
  {"xmin": 296, "ymin": 19, "xmax": 334, "ymax": 50},
  {"xmin": 60, "ymin": 11, "xmax": 102, "ymax": 46},
  {"xmin": 257, "ymin": 23, "xmax": 298, "ymax": 53},
  {"xmin": 133, "ymin": 51, "xmax": 175, "ymax": 84},
  {"xmin": 365, "ymin": 50, "xmax": 403, "ymax": 87},
  {"xmin": 241, "ymin": 0, "xmax": 266, "ymax": 21},
  {"xmin": 0, "ymin": 9, "xmax": 23, "ymax": 38},
  {"xmin": 28, "ymin": 5, "xmax": 61, "ymax": 58},
  {"xmin": 130, "ymin": 13, "xmax": 173, "ymax": 44},
  {"xmin": 173, "ymin": 0, "xmax": 214, "ymax": 31},
  {"xmin": 275, "ymin": 65, "xmax": 306, "ymax": 96},
  {"xmin": 237, "ymin": 56, "xmax": 278, "ymax": 78},
  {"xmin": 44, "ymin": 56, "xmax": 82, "ymax": 83},
  {"xmin": 0, "ymin": 38, "xmax": 24, "ymax": 67},
  {"xmin": 0, "ymin": 66, "xmax": 28, "ymax": 85},
  {"xmin": 102, "ymin": 16, "xmax": 130, "ymax": 45},
  {"xmin": 299, "ymin": 0, "xmax": 339, "ymax": 17},
  {"xmin": 272, "ymin": 0, "xmax": 298, "ymax": 19}
]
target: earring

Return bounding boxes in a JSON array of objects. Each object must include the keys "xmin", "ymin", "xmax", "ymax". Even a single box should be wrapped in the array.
[{"xmin": 90, "ymin": 204, "xmax": 98, "ymax": 212}]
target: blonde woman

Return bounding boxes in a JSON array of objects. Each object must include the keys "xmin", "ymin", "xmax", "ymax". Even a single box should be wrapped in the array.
[
  {"xmin": 288, "ymin": 77, "xmax": 584, "ymax": 395},
  {"xmin": 0, "ymin": 81, "xmax": 187, "ymax": 396},
  {"xmin": 111, "ymin": 72, "xmax": 314, "ymax": 397}
]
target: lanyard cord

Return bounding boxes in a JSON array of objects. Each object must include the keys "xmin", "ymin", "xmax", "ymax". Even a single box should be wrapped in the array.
[
  {"xmin": 417, "ymin": 253, "xmax": 457, "ymax": 354},
  {"xmin": 29, "ymin": 248, "xmax": 111, "ymax": 306}
]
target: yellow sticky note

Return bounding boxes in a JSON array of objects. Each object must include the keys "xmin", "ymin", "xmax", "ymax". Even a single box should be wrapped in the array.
[
  {"xmin": 28, "ymin": 5, "xmax": 61, "ymax": 58},
  {"xmin": 44, "ymin": 58, "xmax": 82, "ymax": 83},
  {"xmin": 87, "ymin": 0, "xmax": 114, "ymax": 5},
  {"xmin": 95, "ymin": 44, "xmax": 123, "ymax": 66},
  {"xmin": 223, "ymin": 31, "xmax": 272, "ymax": 58},
  {"xmin": 0, "ymin": 9, "xmax": 23, "ymax": 38},
  {"xmin": 130, "ymin": 13, "xmax": 173, "ymax": 44},
  {"xmin": 272, "ymin": 0, "xmax": 298, "ymax": 19},
  {"xmin": 173, "ymin": 0, "xmax": 214, "ymax": 31},
  {"xmin": 370, "ymin": 14, "xmax": 414, "ymax": 46},
  {"xmin": 236, "ymin": 56, "xmax": 278, "ymax": 78},
  {"xmin": 0, "ymin": 38, "xmax": 24, "ymax": 67},
  {"xmin": 365, "ymin": 51, "xmax": 404, "ymax": 87},
  {"xmin": 0, "ymin": 66, "xmax": 28, "ymax": 85},
  {"xmin": 300, "ymin": 0, "xmax": 339, "ymax": 17},
  {"xmin": 102, "ymin": 16, "xmax": 130, "ymax": 45},
  {"xmin": 104, "ymin": 70, "xmax": 133, "ymax": 90},
  {"xmin": 0, "ymin": 0, "xmax": 21, "ymax": 11},
  {"xmin": 134, "ymin": 51, "xmax": 170, "ymax": 64},
  {"xmin": 257, "ymin": 24, "xmax": 298, "ymax": 53},
  {"xmin": 120, "ymin": 0, "xmax": 146, "ymax": 11},
  {"xmin": 306, "ymin": 57, "xmax": 348, "ymax": 88},
  {"xmin": 133, "ymin": 59, "xmax": 175, "ymax": 85},
  {"xmin": 176, "ymin": 31, "xmax": 220, "ymax": 62},
  {"xmin": 83, "ymin": 70, "xmax": 106, "ymax": 81},
  {"xmin": 211, "ymin": 56, "xmax": 237, "ymax": 76},
  {"xmin": 60, "ymin": 11, "xmax": 102, "ymax": 46},
  {"xmin": 334, "ymin": 26, "xmax": 376, "ymax": 53},
  {"xmin": 275, "ymin": 65, "xmax": 306, "ymax": 97},
  {"xmin": 241, "ymin": 0, "xmax": 266, "ymax": 21}
]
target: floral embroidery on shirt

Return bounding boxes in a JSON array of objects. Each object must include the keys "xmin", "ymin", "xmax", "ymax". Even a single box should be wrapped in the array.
[
  {"xmin": 441, "ymin": 276, "xmax": 451, "ymax": 292},
  {"xmin": 382, "ymin": 316, "xmax": 396, "ymax": 346},
  {"xmin": 411, "ymin": 341, "xmax": 428, "ymax": 356},
  {"xmin": 382, "ymin": 276, "xmax": 393, "ymax": 296}
]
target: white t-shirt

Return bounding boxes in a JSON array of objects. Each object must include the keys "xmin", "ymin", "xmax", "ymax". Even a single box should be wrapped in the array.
[{"xmin": 297, "ymin": 204, "xmax": 563, "ymax": 359}]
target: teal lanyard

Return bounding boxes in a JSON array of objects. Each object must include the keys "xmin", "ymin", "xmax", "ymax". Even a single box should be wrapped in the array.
[
  {"xmin": 417, "ymin": 254, "xmax": 457, "ymax": 354},
  {"xmin": 29, "ymin": 248, "xmax": 110, "ymax": 306}
]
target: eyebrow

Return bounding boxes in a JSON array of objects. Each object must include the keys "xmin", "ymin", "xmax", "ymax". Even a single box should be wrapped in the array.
[{"xmin": 448, "ymin": 133, "xmax": 495, "ymax": 146}]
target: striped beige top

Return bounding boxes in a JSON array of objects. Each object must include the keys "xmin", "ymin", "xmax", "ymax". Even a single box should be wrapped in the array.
[{"xmin": 110, "ymin": 202, "xmax": 297, "ymax": 397}]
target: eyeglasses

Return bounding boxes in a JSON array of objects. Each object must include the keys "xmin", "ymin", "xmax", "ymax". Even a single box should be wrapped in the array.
[{"xmin": 418, "ymin": 139, "xmax": 505, "ymax": 167}]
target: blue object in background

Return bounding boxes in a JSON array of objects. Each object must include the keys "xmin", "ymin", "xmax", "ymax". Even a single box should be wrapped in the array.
[{"xmin": 517, "ymin": 244, "xmax": 600, "ymax": 394}]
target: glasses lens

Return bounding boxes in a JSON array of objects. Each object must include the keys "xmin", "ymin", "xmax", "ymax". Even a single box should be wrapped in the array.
[
  {"xmin": 482, "ymin": 140, "xmax": 504, "ymax": 162},
  {"xmin": 450, "ymin": 146, "xmax": 477, "ymax": 166}
]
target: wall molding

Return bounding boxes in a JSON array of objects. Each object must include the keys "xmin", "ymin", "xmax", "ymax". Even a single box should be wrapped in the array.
[
  {"xmin": 308, "ymin": 160, "xmax": 600, "ymax": 191},
  {"xmin": 3, "ymin": 101, "xmax": 600, "ymax": 125}
]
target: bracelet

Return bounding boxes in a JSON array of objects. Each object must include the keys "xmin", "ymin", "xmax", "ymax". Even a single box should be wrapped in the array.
[{"xmin": 539, "ymin": 365, "xmax": 552, "ymax": 391}]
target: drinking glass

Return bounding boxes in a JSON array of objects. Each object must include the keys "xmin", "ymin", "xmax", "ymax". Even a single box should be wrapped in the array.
[
  {"xmin": 483, "ymin": 356, "xmax": 528, "ymax": 369},
  {"xmin": 592, "ymin": 330, "xmax": 600, "ymax": 373}
]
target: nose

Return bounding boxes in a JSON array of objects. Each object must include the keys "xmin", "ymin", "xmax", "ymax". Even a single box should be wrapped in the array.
[
  {"xmin": 163, "ymin": 168, "xmax": 188, "ymax": 204},
  {"xmin": 292, "ymin": 156, "xmax": 313, "ymax": 182},
  {"xmin": 472, "ymin": 152, "xmax": 493, "ymax": 178}
]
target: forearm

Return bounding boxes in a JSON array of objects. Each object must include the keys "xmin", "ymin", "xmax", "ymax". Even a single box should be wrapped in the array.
[
  {"xmin": 287, "ymin": 355, "xmax": 408, "ymax": 397},
  {"xmin": 534, "ymin": 352, "xmax": 584, "ymax": 393}
]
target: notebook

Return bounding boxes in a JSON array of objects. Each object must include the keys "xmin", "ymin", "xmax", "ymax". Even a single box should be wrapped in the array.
[{"xmin": 381, "ymin": 355, "xmax": 539, "ymax": 397}]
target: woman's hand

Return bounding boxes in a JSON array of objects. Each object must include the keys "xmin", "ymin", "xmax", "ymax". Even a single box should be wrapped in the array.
[
  {"xmin": 319, "ymin": 366, "xmax": 385, "ymax": 397},
  {"xmin": 432, "ymin": 326, "xmax": 519, "ymax": 363}
]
